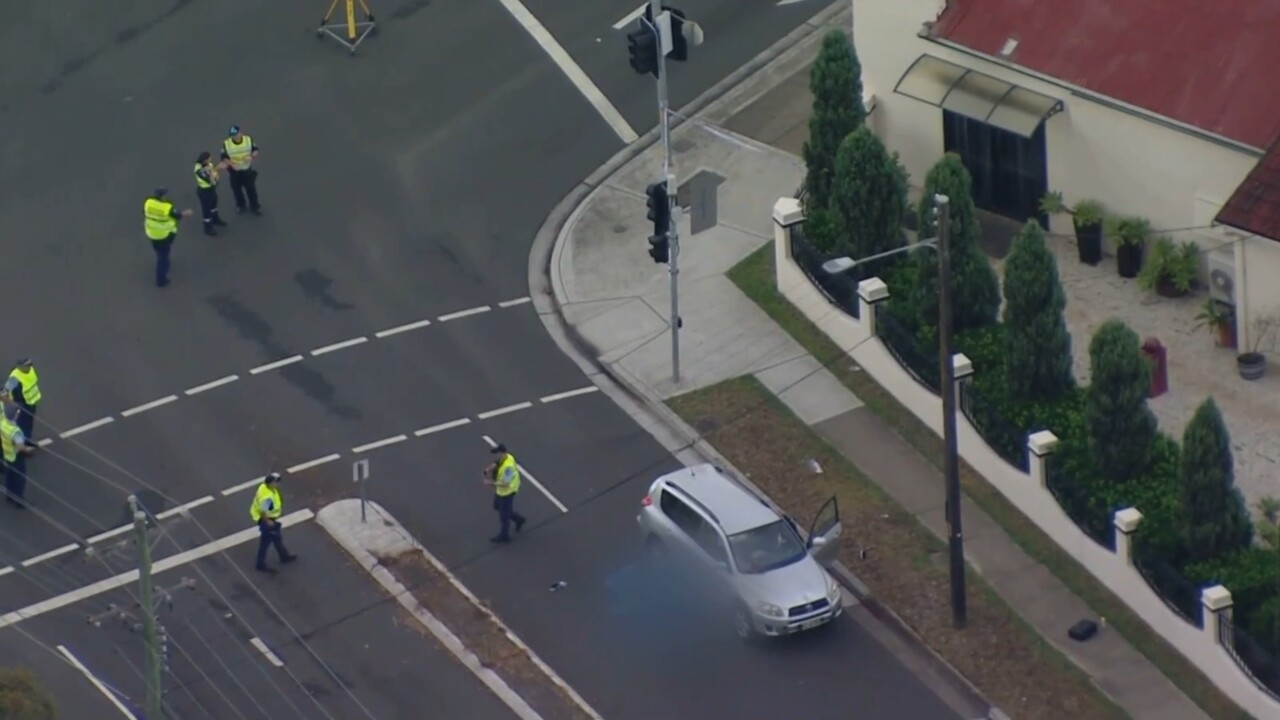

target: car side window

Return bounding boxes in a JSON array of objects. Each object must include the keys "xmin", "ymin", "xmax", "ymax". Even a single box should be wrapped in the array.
[
  {"xmin": 694, "ymin": 524, "xmax": 729, "ymax": 565},
  {"xmin": 659, "ymin": 489, "xmax": 703, "ymax": 537}
]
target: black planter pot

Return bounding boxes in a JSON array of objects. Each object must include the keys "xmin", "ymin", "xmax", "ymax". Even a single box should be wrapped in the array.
[
  {"xmin": 1116, "ymin": 243, "xmax": 1143, "ymax": 278},
  {"xmin": 1155, "ymin": 277, "xmax": 1187, "ymax": 298},
  {"xmin": 1074, "ymin": 222, "xmax": 1103, "ymax": 265},
  {"xmin": 1239, "ymin": 352, "xmax": 1267, "ymax": 381}
]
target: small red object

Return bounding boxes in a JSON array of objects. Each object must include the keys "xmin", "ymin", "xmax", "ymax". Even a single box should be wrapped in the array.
[{"xmin": 1141, "ymin": 337, "xmax": 1168, "ymax": 398}]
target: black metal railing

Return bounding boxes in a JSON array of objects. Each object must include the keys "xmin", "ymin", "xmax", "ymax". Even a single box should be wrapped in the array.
[
  {"xmin": 875, "ymin": 305, "xmax": 940, "ymax": 394},
  {"xmin": 1220, "ymin": 612, "xmax": 1280, "ymax": 700},
  {"xmin": 958, "ymin": 380, "xmax": 1030, "ymax": 472},
  {"xmin": 1133, "ymin": 544, "xmax": 1201, "ymax": 625},
  {"xmin": 1045, "ymin": 457, "xmax": 1114, "ymax": 550},
  {"xmin": 789, "ymin": 226, "xmax": 861, "ymax": 319}
]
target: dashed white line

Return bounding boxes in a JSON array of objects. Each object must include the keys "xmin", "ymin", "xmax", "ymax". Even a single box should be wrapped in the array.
[
  {"xmin": 311, "ymin": 336, "xmax": 369, "ymax": 356},
  {"xmin": 287, "ymin": 454, "xmax": 341, "ymax": 474},
  {"xmin": 374, "ymin": 319, "xmax": 432, "ymax": 339},
  {"xmin": 498, "ymin": 297, "xmax": 532, "ymax": 308},
  {"xmin": 185, "ymin": 374, "xmax": 239, "ymax": 396},
  {"xmin": 250, "ymin": 637, "xmax": 286, "ymax": 668},
  {"xmin": 154, "ymin": 495, "xmax": 214, "ymax": 521},
  {"xmin": 21, "ymin": 543, "xmax": 79, "ymax": 568},
  {"xmin": 481, "ymin": 435, "xmax": 568, "ymax": 513},
  {"xmin": 438, "ymin": 305, "xmax": 492, "ymax": 322},
  {"xmin": 87, "ymin": 523, "xmax": 133, "ymax": 546},
  {"xmin": 495, "ymin": 0, "xmax": 638, "ymax": 143},
  {"xmin": 61, "ymin": 417, "xmax": 114, "ymax": 439},
  {"xmin": 58, "ymin": 644, "xmax": 141, "ymax": 719},
  {"xmin": 250, "ymin": 355, "xmax": 304, "ymax": 375},
  {"xmin": 352, "ymin": 434, "xmax": 408, "ymax": 454},
  {"xmin": 37, "ymin": 438, "xmax": 53, "ymax": 447},
  {"xmin": 221, "ymin": 476, "xmax": 265, "ymax": 497},
  {"xmin": 121, "ymin": 394, "xmax": 179, "ymax": 418},
  {"xmin": 414, "ymin": 418, "xmax": 472, "ymax": 437},
  {"xmin": 540, "ymin": 386, "xmax": 599, "ymax": 404},
  {"xmin": 0, "ymin": 567, "xmax": 13, "ymax": 578},
  {"xmin": 477, "ymin": 402, "xmax": 533, "ymax": 420},
  {"xmin": 612, "ymin": 3, "xmax": 647, "ymax": 29}
]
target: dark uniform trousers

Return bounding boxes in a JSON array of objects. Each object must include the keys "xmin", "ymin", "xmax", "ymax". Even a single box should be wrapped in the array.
[
  {"xmin": 493, "ymin": 493, "xmax": 526, "ymax": 539},
  {"xmin": 152, "ymin": 234, "xmax": 175, "ymax": 286},
  {"xmin": 197, "ymin": 187, "xmax": 221, "ymax": 229},
  {"xmin": 228, "ymin": 169, "xmax": 260, "ymax": 212},
  {"xmin": 256, "ymin": 519, "xmax": 290, "ymax": 567},
  {"xmin": 14, "ymin": 403, "xmax": 35, "ymax": 442},
  {"xmin": 4, "ymin": 454, "xmax": 28, "ymax": 506}
]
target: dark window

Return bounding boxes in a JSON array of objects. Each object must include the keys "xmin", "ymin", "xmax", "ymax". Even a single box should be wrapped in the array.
[
  {"xmin": 659, "ymin": 489, "xmax": 704, "ymax": 537},
  {"xmin": 694, "ymin": 524, "xmax": 729, "ymax": 565},
  {"xmin": 943, "ymin": 110, "xmax": 1048, "ymax": 226}
]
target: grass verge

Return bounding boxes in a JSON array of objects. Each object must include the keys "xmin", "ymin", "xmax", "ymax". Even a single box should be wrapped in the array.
[
  {"xmin": 669, "ymin": 376, "xmax": 1127, "ymax": 720},
  {"xmin": 725, "ymin": 243, "xmax": 1252, "ymax": 720}
]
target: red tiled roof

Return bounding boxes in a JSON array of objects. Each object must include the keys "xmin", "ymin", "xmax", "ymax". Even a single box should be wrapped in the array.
[
  {"xmin": 930, "ymin": 0, "xmax": 1280, "ymax": 149},
  {"xmin": 1218, "ymin": 142, "xmax": 1280, "ymax": 240}
]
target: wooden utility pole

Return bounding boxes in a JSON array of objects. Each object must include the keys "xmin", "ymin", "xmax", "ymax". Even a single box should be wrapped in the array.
[{"xmin": 934, "ymin": 194, "xmax": 968, "ymax": 629}]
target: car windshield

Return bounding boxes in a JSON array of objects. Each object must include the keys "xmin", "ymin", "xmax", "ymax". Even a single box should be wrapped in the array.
[{"xmin": 727, "ymin": 520, "xmax": 807, "ymax": 575}]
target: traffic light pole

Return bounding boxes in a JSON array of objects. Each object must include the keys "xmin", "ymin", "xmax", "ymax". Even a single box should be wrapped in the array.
[{"xmin": 650, "ymin": 0, "xmax": 680, "ymax": 385}]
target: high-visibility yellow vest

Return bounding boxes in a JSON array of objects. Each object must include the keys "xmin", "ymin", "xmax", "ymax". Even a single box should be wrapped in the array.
[
  {"xmin": 0, "ymin": 417, "xmax": 18, "ymax": 463},
  {"xmin": 223, "ymin": 136, "xmax": 254, "ymax": 171},
  {"xmin": 9, "ymin": 367, "xmax": 40, "ymax": 406},
  {"xmin": 194, "ymin": 162, "xmax": 218, "ymax": 189},
  {"xmin": 494, "ymin": 455, "xmax": 520, "ymax": 497},
  {"xmin": 249, "ymin": 483, "xmax": 283, "ymax": 522},
  {"xmin": 144, "ymin": 198, "xmax": 177, "ymax": 240}
]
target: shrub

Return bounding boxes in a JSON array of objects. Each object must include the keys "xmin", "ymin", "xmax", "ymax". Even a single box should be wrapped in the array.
[
  {"xmin": 802, "ymin": 30, "xmax": 865, "ymax": 212},
  {"xmin": 1001, "ymin": 220, "xmax": 1075, "ymax": 404},
  {"xmin": 0, "ymin": 669, "xmax": 55, "ymax": 719},
  {"xmin": 1180, "ymin": 398, "xmax": 1252, "ymax": 564},
  {"xmin": 828, "ymin": 126, "xmax": 908, "ymax": 271},
  {"xmin": 1086, "ymin": 320, "xmax": 1157, "ymax": 483}
]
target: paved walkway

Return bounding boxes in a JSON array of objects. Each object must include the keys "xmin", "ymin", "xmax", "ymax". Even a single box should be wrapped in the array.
[{"xmin": 536, "ymin": 7, "xmax": 1208, "ymax": 720}]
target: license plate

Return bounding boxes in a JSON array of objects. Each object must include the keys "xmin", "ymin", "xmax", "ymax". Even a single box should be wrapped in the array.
[{"xmin": 800, "ymin": 618, "xmax": 825, "ymax": 631}]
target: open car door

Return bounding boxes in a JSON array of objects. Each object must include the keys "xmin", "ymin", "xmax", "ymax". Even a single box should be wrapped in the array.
[{"xmin": 806, "ymin": 496, "xmax": 842, "ymax": 565}]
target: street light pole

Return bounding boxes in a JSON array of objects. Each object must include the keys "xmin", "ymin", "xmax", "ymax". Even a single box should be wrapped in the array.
[
  {"xmin": 934, "ymin": 193, "xmax": 968, "ymax": 629},
  {"xmin": 648, "ymin": 0, "xmax": 680, "ymax": 385}
]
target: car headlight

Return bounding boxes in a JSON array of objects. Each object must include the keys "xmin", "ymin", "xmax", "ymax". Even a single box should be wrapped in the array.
[
  {"xmin": 755, "ymin": 601, "xmax": 785, "ymax": 618},
  {"xmin": 827, "ymin": 576, "xmax": 842, "ymax": 603}
]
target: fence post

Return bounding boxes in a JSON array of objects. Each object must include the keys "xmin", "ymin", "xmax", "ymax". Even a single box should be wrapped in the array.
[
  {"xmin": 773, "ymin": 197, "xmax": 804, "ymax": 267},
  {"xmin": 1026, "ymin": 430, "xmax": 1059, "ymax": 489},
  {"xmin": 1202, "ymin": 585, "xmax": 1233, "ymax": 641},
  {"xmin": 858, "ymin": 278, "xmax": 889, "ymax": 334},
  {"xmin": 1112, "ymin": 507, "xmax": 1143, "ymax": 564}
]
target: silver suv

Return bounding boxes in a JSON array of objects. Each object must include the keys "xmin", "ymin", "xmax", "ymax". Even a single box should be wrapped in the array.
[{"xmin": 636, "ymin": 464, "xmax": 844, "ymax": 640}]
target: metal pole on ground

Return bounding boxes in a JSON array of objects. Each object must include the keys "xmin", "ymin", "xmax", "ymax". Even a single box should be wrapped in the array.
[
  {"xmin": 130, "ymin": 494, "xmax": 165, "ymax": 718},
  {"xmin": 934, "ymin": 194, "xmax": 968, "ymax": 629}
]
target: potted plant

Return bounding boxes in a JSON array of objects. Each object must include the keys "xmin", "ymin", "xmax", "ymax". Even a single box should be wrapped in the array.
[
  {"xmin": 1194, "ymin": 298, "xmax": 1236, "ymax": 348},
  {"xmin": 1137, "ymin": 237, "xmax": 1200, "ymax": 298},
  {"xmin": 1038, "ymin": 192, "xmax": 1105, "ymax": 265},
  {"xmin": 1238, "ymin": 316, "xmax": 1275, "ymax": 381},
  {"xmin": 1106, "ymin": 216, "xmax": 1151, "ymax": 279}
]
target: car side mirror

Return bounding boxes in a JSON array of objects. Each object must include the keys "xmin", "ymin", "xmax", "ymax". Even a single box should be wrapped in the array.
[{"xmin": 809, "ymin": 536, "xmax": 828, "ymax": 549}]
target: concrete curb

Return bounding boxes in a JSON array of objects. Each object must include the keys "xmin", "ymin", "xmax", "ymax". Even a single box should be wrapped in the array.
[{"xmin": 527, "ymin": 5, "xmax": 1000, "ymax": 720}]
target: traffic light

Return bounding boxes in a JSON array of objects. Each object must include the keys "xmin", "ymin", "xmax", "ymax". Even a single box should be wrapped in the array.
[
  {"xmin": 627, "ymin": 23, "xmax": 658, "ymax": 77},
  {"xmin": 647, "ymin": 181, "xmax": 670, "ymax": 264},
  {"xmin": 666, "ymin": 7, "xmax": 688, "ymax": 61}
]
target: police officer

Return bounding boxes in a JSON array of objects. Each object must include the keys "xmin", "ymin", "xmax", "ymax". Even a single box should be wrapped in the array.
[
  {"xmin": 144, "ymin": 188, "xmax": 192, "ymax": 288},
  {"xmin": 221, "ymin": 125, "xmax": 261, "ymax": 215},
  {"xmin": 4, "ymin": 359, "xmax": 41, "ymax": 445},
  {"xmin": 483, "ymin": 444, "xmax": 526, "ymax": 543},
  {"xmin": 1, "ymin": 403, "xmax": 34, "ymax": 508},
  {"xmin": 194, "ymin": 151, "xmax": 228, "ymax": 236},
  {"xmin": 250, "ymin": 472, "xmax": 297, "ymax": 572}
]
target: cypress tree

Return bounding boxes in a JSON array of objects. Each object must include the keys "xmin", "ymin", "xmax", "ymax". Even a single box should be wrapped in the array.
[
  {"xmin": 1086, "ymin": 320, "xmax": 1157, "ymax": 482},
  {"xmin": 802, "ymin": 30, "xmax": 865, "ymax": 213},
  {"xmin": 828, "ymin": 126, "xmax": 908, "ymax": 264},
  {"xmin": 1002, "ymin": 220, "xmax": 1075, "ymax": 403},
  {"xmin": 1180, "ymin": 398, "xmax": 1252, "ymax": 563}
]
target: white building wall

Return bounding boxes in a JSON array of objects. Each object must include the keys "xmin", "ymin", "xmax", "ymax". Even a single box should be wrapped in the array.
[{"xmin": 853, "ymin": 0, "xmax": 1258, "ymax": 256}]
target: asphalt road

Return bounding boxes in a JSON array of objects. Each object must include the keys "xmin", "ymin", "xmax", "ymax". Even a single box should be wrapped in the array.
[
  {"xmin": 2, "ymin": 523, "xmax": 521, "ymax": 720},
  {"xmin": 0, "ymin": 0, "xmax": 972, "ymax": 718}
]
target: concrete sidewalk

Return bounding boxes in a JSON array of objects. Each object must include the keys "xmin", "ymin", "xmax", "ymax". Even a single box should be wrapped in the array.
[{"xmin": 530, "ymin": 5, "xmax": 1209, "ymax": 720}]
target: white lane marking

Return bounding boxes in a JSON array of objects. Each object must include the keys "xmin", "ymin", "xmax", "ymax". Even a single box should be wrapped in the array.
[
  {"xmin": 21, "ymin": 543, "xmax": 79, "ymax": 567},
  {"xmin": 0, "ymin": 567, "xmax": 13, "ymax": 577},
  {"xmin": 0, "ymin": 511, "xmax": 315, "ymax": 630},
  {"xmin": 311, "ymin": 336, "xmax": 369, "ymax": 356},
  {"xmin": 185, "ymin": 374, "xmax": 239, "ymax": 395},
  {"xmin": 221, "ymin": 476, "xmax": 265, "ymax": 497},
  {"xmin": 250, "ymin": 355, "xmax": 304, "ymax": 375},
  {"xmin": 612, "ymin": 3, "xmax": 646, "ymax": 29},
  {"xmin": 57, "ymin": 645, "xmax": 141, "ymax": 719},
  {"xmin": 498, "ymin": 296, "xmax": 532, "ymax": 308},
  {"xmin": 287, "ymin": 454, "xmax": 342, "ymax": 474},
  {"xmin": 438, "ymin": 305, "xmax": 492, "ymax": 322},
  {"xmin": 87, "ymin": 523, "xmax": 133, "ymax": 546},
  {"xmin": 477, "ymin": 402, "xmax": 533, "ymax": 420},
  {"xmin": 120, "ymin": 394, "xmax": 179, "ymax": 418},
  {"xmin": 540, "ymin": 385, "xmax": 599, "ymax": 403},
  {"xmin": 249, "ymin": 637, "xmax": 285, "ymax": 668},
  {"xmin": 61, "ymin": 417, "xmax": 114, "ymax": 439},
  {"xmin": 352, "ymin": 434, "xmax": 408, "ymax": 454},
  {"xmin": 494, "ymin": 0, "xmax": 639, "ymax": 143},
  {"xmin": 154, "ymin": 495, "xmax": 214, "ymax": 521},
  {"xmin": 481, "ymin": 435, "xmax": 568, "ymax": 513},
  {"xmin": 37, "ymin": 438, "xmax": 53, "ymax": 447},
  {"xmin": 414, "ymin": 418, "xmax": 472, "ymax": 437},
  {"xmin": 374, "ymin": 318, "xmax": 432, "ymax": 338}
]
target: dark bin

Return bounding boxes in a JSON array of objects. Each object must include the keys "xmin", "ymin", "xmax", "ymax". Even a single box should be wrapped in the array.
[{"xmin": 1142, "ymin": 337, "xmax": 1168, "ymax": 398}]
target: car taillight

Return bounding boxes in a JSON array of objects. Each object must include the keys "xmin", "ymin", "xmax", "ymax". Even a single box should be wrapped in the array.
[{"xmin": 641, "ymin": 495, "xmax": 652, "ymax": 507}]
